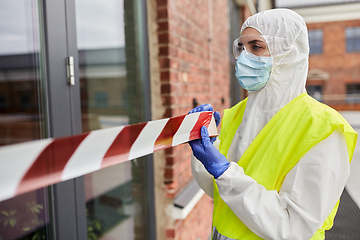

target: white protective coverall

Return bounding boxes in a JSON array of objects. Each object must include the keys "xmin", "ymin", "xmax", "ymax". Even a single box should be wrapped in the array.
[{"xmin": 191, "ymin": 9, "xmax": 350, "ymax": 240}]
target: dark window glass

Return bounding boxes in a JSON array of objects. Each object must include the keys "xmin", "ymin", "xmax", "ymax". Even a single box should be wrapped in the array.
[
  {"xmin": 308, "ymin": 29, "xmax": 323, "ymax": 55},
  {"xmin": 346, "ymin": 84, "xmax": 360, "ymax": 102},
  {"xmin": 0, "ymin": 0, "xmax": 51, "ymax": 239},
  {"xmin": 306, "ymin": 85, "xmax": 323, "ymax": 102},
  {"xmin": 346, "ymin": 27, "xmax": 360, "ymax": 52}
]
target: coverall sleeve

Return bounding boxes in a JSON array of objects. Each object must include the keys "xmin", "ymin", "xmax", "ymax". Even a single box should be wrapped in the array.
[
  {"xmin": 191, "ymin": 139, "xmax": 221, "ymax": 198},
  {"xmin": 215, "ymin": 129, "xmax": 350, "ymax": 240}
]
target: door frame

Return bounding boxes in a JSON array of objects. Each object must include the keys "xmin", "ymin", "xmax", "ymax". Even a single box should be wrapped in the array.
[
  {"xmin": 42, "ymin": 0, "xmax": 86, "ymax": 238},
  {"xmin": 41, "ymin": 0, "xmax": 155, "ymax": 239}
]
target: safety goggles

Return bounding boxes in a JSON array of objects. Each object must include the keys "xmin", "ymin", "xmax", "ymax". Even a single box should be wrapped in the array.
[{"xmin": 233, "ymin": 35, "xmax": 270, "ymax": 59}]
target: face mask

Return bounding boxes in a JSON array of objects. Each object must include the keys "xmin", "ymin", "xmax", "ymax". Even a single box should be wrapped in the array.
[{"xmin": 235, "ymin": 50, "xmax": 273, "ymax": 91}]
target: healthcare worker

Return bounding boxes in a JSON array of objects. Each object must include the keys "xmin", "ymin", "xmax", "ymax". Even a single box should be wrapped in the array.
[{"xmin": 189, "ymin": 9, "xmax": 357, "ymax": 240}]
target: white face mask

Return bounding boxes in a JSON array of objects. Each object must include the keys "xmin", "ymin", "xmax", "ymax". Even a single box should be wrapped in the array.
[{"xmin": 235, "ymin": 50, "xmax": 273, "ymax": 91}]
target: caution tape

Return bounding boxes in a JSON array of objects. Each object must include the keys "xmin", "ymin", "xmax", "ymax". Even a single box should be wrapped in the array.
[{"xmin": 0, "ymin": 112, "xmax": 217, "ymax": 203}]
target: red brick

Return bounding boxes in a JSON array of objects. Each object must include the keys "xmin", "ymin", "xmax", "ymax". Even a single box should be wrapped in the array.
[
  {"xmin": 170, "ymin": 59, "xmax": 180, "ymax": 69},
  {"xmin": 164, "ymin": 167, "xmax": 174, "ymax": 179},
  {"xmin": 159, "ymin": 57, "xmax": 170, "ymax": 69},
  {"xmin": 156, "ymin": 0, "xmax": 167, "ymax": 7},
  {"xmin": 157, "ymin": 21, "xmax": 169, "ymax": 32},
  {"xmin": 169, "ymin": 33, "xmax": 181, "ymax": 46},
  {"xmin": 162, "ymin": 95, "xmax": 171, "ymax": 106},
  {"xmin": 165, "ymin": 157, "xmax": 173, "ymax": 166},
  {"xmin": 161, "ymin": 83, "xmax": 171, "ymax": 94},
  {"xmin": 166, "ymin": 229, "xmax": 175, "ymax": 238},
  {"xmin": 164, "ymin": 147, "xmax": 173, "ymax": 155},
  {"xmin": 163, "ymin": 108, "xmax": 173, "ymax": 118},
  {"xmin": 159, "ymin": 45, "xmax": 169, "ymax": 56},
  {"xmin": 160, "ymin": 70, "xmax": 170, "ymax": 81},
  {"xmin": 158, "ymin": 32, "xmax": 169, "ymax": 44},
  {"xmin": 157, "ymin": 7, "xmax": 168, "ymax": 20},
  {"xmin": 168, "ymin": 45, "xmax": 178, "ymax": 57}
]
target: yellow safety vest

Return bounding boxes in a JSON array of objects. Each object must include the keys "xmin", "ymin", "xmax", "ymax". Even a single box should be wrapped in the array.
[{"xmin": 213, "ymin": 93, "xmax": 357, "ymax": 239}]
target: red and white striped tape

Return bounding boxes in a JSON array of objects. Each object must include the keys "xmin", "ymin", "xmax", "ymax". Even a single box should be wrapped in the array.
[{"xmin": 0, "ymin": 112, "xmax": 217, "ymax": 203}]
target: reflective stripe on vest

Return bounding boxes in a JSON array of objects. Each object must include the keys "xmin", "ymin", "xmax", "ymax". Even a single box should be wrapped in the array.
[{"xmin": 213, "ymin": 93, "xmax": 357, "ymax": 240}]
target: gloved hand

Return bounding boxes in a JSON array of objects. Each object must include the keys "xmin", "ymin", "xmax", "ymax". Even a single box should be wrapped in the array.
[
  {"xmin": 188, "ymin": 103, "xmax": 214, "ymax": 114},
  {"xmin": 189, "ymin": 126, "xmax": 230, "ymax": 178},
  {"xmin": 188, "ymin": 104, "xmax": 221, "ymax": 143},
  {"xmin": 211, "ymin": 111, "xmax": 220, "ymax": 143}
]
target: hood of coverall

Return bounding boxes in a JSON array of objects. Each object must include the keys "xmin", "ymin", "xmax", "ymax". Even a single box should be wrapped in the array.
[{"xmin": 227, "ymin": 9, "xmax": 310, "ymax": 162}]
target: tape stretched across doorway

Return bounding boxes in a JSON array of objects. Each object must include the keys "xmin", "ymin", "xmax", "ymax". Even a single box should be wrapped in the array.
[{"xmin": 0, "ymin": 111, "xmax": 218, "ymax": 203}]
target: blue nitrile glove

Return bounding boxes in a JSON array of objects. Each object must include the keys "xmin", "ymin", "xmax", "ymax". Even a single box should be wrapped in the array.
[
  {"xmin": 188, "ymin": 103, "xmax": 214, "ymax": 114},
  {"xmin": 188, "ymin": 104, "xmax": 221, "ymax": 143},
  {"xmin": 189, "ymin": 126, "xmax": 230, "ymax": 178}
]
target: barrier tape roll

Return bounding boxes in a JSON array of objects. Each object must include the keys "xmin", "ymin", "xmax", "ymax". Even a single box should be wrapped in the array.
[{"xmin": 0, "ymin": 112, "xmax": 217, "ymax": 203}]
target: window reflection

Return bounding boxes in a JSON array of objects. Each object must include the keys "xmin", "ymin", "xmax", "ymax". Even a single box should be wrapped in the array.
[
  {"xmin": 0, "ymin": 53, "xmax": 42, "ymax": 146},
  {"xmin": 0, "ymin": 1, "xmax": 49, "ymax": 240},
  {"xmin": 0, "ymin": 0, "xmax": 43, "ymax": 146},
  {"xmin": 0, "ymin": 191, "xmax": 48, "ymax": 240},
  {"xmin": 78, "ymin": 48, "xmax": 129, "ymax": 131}
]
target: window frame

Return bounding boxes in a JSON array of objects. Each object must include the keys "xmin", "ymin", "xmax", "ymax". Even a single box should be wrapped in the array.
[
  {"xmin": 21, "ymin": 0, "xmax": 155, "ymax": 239},
  {"xmin": 308, "ymin": 29, "xmax": 323, "ymax": 55},
  {"xmin": 346, "ymin": 26, "xmax": 360, "ymax": 53}
]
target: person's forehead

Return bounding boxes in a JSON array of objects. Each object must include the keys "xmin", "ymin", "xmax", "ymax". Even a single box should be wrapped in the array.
[{"xmin": 239, "ymin": 35, "xmax": 266, "ymax": 45}]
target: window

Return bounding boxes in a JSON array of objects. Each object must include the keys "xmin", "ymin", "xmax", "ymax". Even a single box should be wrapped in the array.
[
  {"xmin": 0, "ymin": 94, "xmax": 5, "ymax": 109},
  {"xmin": 95, "ymin": 92, "xmax": 108, "ymax": 108},
  {"xmin": 0, "ymin": 0, "xmax": 154, "ymax": 239},
  {"xmin": 306, "ymin": 85, "xmax": 323, "ymax": 102},
  {"xmin": 308, "ymin": 29, "xmax": 323, "ymax": 54},
  {"xmin": 346, "ymin": 84, "xmax": 360, "ymax": 102},
  {"xmin": 346, "ymin": 27, "xmax": 360, "ymax": 52},
  {"xmin": 76, "ymin": 0, "xmax": 154, "ymax": 239}
]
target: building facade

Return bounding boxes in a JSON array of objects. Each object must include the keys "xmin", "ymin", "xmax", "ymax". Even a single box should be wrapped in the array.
[{"xmin": 285, "ymin": 1, "xmax": 360, "ymax": 110}]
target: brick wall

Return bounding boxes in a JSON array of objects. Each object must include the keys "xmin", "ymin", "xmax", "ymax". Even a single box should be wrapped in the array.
[
  {"xmin": 307, "ymin": 19, "xmax": 360, "ymax": 110},
  {"xmin": 170, "ymin": 195, "xmax": 214, "ymax": 240},
  {"xmin": 150, "ymin": 0, "xmax": 231, "ymax": 239}
]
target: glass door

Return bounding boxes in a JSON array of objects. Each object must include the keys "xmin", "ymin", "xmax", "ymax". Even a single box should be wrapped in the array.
[
  {"xmin": 0, "ymin": 0, "xmax": 154, "ymax": 239},
  {"xmin": 0, "ymin": 0, "xmax": 51, "ymax": 239},
  {"xmin": 0, "ymin": 0, "xmax": 87, "ymax": 239},
  {"xmin": 75, "ymin": 0, "xmax": 154, "ymax": 239}
]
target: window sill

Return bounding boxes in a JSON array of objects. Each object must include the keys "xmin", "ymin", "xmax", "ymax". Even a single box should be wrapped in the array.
[{"xmin": 166, "ymin": 180, "xmax": 205, "ymax": 220}]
